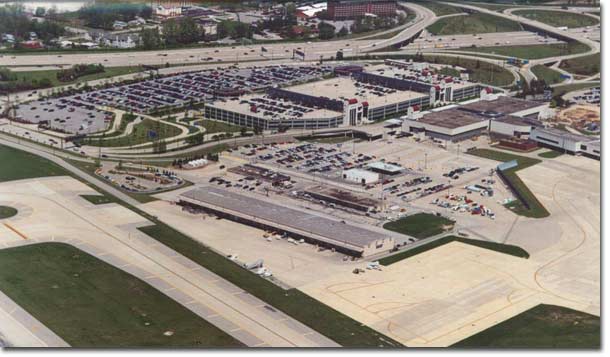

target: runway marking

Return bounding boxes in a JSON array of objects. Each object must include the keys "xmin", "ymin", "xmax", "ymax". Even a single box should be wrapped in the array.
[{"xmin": 3, "ymin": 223, "xmax": 28, "ymax": 240}]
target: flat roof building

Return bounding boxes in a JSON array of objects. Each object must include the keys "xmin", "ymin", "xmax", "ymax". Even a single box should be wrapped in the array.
[
  {"xmin": 489, "ymin": 115, "xmax": 538, "ymax": 138},
  {"xmin": 342, "ymin": 168, "xmax": 380, "ymax": 185},
  {"xmin": 179, "ymin": 187, "xmax": 395, "ymax": 256},
  {"xmin": 403, "ymin": 108, "xmax": 490, "ymax": 142},
  {"xmin": 327, "ymin": 0, "xmax": 397, "ymax": 19},
  {"xmin": 402, "ymin": 95, "xmax": 552, "ymax": 142},
  {"xmin": 530, "ymin": 127, "xmax": 600, "ymax": 160}
]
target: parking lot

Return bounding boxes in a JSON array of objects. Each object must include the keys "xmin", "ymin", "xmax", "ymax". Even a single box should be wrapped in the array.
[
  {"xmin": 229, "ymin": 136, "xmax": 498, "ymax": 220},
  {"xmin": 14, "ymin": 97, "xmax": 112, "ymax": 134},
  {"xmin": 97, "ymin": 163, "xmax": 185, "ymax": 194},
  {"xmin": 45, "ymin": 65, "xmax": 333, "ymax": 116}
]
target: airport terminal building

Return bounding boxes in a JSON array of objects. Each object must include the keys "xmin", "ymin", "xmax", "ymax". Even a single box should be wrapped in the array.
[
  {"xmin": 179, "ymin": 187, "xmax": 395, "ymax": 257},
  {"xmin": 402, "ymin": 95, "xmax": 551, "ymax": 142}
]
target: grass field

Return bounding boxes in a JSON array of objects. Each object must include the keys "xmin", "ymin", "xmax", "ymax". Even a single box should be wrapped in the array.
[
  {"xmin": 559, "ymin": 53, "xmax": 600, "ymax": 76},
  {"xmin": 383, "ymin": 213, "xmax": 454, "ymax": 239},
  {"xmin": 86, "ymin": 119, "xmax": 182, "ymax": 147},
  {"xmin": 0, "ymin": 144, "xmax": 66, "ymax": 182},
  {"xmin": 80, "ymin": 194, "xmax": 116, "ymax": 205},
  {"xmin": 552, "ymin": 82, "xmax": 600, "ymax": 97},
  {"xmin": 0, "ymin": 205, "xmax": 18, "ymax": 219},
  {"xmin": 439, "ymin": 66, "xmax": 461, "ymax": 77},
  {"xmin": 413, "ymin": 0, "xmax": 462, "ymax": 16},
  {"xmin": 513, "ymin": 9, "xmax": 599, "ymax": 28},
  {"xmin": 531, "ymin": 65, "xmax": 564, "ymax": 84},
  {"xmin": 426, "ymin": 12, "xmax": 522, "ymax": 35},
  {"xmin": 460, "ymin": 42, "xmax": 589, "ymax": 59},
  {"xmin": 467, "ymin": 149, "xmax": 549, "ymax": 218},
  {"xmin": 424, "ymin": 55, "xmax": 514, "ymax": 86},
  {"xmin": 0, "ymin": 243, "xmax": 241, "ymax": 347},
  {"xmin": 538, "ymin": 150, "xmax": 564, "ymax": 159},
  {"xmin": 379, "ymin": 235, "xmax": 529, "ymax": 266},
  {"xmin": 6, "ymin": 66, "xmax": 142, "ymax": 88},
  {"xmin": 195, "ymin": 119, "xmax": 242, "ymax": 134},
  {"xmin": 453, "ymin": 304, "xmax": 600, "ymax": 348}
]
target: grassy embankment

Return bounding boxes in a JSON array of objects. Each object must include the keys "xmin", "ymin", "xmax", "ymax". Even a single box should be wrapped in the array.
[
  {"xmin": 379, "ymin": 235, "xmax": 529, "ymax": 266},
  {"xmin": 467, "ymin": 149, "xmax": 549, "ymax": 218},
  {"xmin": 559, "ymin": 53, "xmax": 600, "ymax": 76}
]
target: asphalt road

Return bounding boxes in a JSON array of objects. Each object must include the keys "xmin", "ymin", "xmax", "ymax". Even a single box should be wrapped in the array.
[{"xmin": 0, "ymin": 2, "xmax": 436, "ymax": 68}]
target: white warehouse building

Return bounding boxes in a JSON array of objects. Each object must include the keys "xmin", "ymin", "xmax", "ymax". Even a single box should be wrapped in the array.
[{"xmin": 342, "ymin": 168, "xmax": 380, "ymax": 185}]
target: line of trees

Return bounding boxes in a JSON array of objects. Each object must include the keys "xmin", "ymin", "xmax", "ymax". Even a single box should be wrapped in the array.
[
  {"xmin": 78, "ymin": 3, "xmax": 152, "ymax": 30},
  {"xmin": 0, "ymin": 68, "xmax": 53, "ymax": 95},
  {"xmin": 0, "ymin": 5, "xmax": 65, "ymax": 46}
]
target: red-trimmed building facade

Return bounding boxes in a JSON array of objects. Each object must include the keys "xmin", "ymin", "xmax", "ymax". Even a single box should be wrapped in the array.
[{"xmin": 327, "ymin": 0, "xmax": 397, "ymax": 19}]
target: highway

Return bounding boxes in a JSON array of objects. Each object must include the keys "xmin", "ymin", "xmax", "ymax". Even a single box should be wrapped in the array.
[{"xmin": 0, "ymin": 2, "xmax": 436, "ymax": 68}]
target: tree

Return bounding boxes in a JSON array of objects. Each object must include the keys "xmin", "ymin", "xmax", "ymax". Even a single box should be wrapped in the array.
[
  {"xmin": 34, "ymin": 7, "xmax": 45, "ymax": 17},
  {"xmin": 337, "ymin": 26, "xmax": 349, "ymax": 37},
  {"xmin": 177, "ymin": 17, "xmax": 203, "ymax": 44},
  {"xmin": 285, "ymin": 2, "xmax": 296, "ymax": 16},
  {"xmin": 318, "ymin": 21, "xmax": 335, "ymax": 40},
  {"xmin": 140, "ymin": 27, "xmax": 161, "ymax": 49},
  {"xmin": 163, "ymin": 19, "xmax": 180, "ymax": 46}
]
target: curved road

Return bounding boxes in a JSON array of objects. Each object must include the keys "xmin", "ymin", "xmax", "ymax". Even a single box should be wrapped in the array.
[{"xmin": 437, "ymin": 2, "xmax": 600, "ymax": 83}]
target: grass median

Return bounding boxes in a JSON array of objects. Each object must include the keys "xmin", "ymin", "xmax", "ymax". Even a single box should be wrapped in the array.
[
  {"xmin": 379, "ymin": 235, "xmax": 529, "ymax": 266},
  {"xmin": 0, "ymin": 242, "xmax": 242, "ymax": 347},
  {"xmin": 426, "ymin": 12, "xmax": 522, "ymax": 35},
  {"xmin": 467, "ymin": 149, "xmax": 549, "ymax": 218},
  {"xmin": 460, "ymin": 42, "xmax": 589, "ymax": 60},
  {"xmin": 513, "ymin": 9, "xmax": 599, "ymax": 28}
]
